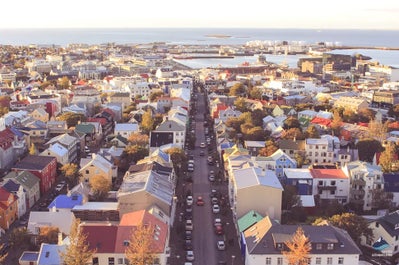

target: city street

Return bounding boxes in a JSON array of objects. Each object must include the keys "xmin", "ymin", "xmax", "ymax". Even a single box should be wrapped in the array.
[{"xmin": 168, "ymin": 85, "xmax": 243, "ymax": 265}]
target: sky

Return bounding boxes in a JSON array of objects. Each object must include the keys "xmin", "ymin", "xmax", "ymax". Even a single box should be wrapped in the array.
[{"xmin": 1, "ymin": 0, "xmax": 399, "ymax": 29}]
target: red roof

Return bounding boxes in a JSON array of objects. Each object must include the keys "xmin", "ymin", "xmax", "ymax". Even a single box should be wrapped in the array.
[
  {"xmin": 0, "ymin": 187, "xmax": 16, "ymax": 210},
  {"xmin": 81, "ymin": 224, "xmax": 118, "ymax": 253},
  {"xmin": 310, "ymin": 169, "xmax": 348, "ymax": 179},
  {"xmin": 87, "ymin": 117, "xmax": 107, "ymax": 126},
  {"xmin": 212, "ymin": 104, "xmax": 228, "ymax": 118},
  {"xmin": 310, "ymin": 117, "xmax": 332, "ymax": 127},
  {"xmin": 0, "ymin": 128, "xmax": 16, "ymax": 151}
]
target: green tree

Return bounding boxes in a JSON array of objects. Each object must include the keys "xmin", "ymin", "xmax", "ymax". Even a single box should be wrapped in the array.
[
  {"xmin": 60, "ymin": 163, "xmax": 81, "ymax": 186},
  {"xmin": 294, "ymin": 153, "xmax": 305, "ymax": 167},
  {"xmin": 125, "ymin": 224, "xmax": 156, "ymax": 265},
  {"xmin": 58, "ymin": 76, "xmax": 70, "ymax": 90},
  {"xmin": 372, "ymin": 189, "xmax": 394, "ymax": 210},
  {"xmin": 140, "ymin": 110, "xmax": 154, "ymax": 135},
  {"xmin": 283, "ymin": 117, "xmax": 300, "ymax": 129},
  {"xmin": 282, "ymin": 185, "xmax": 300, "ymax": 211},
  {"xmin": 57, "ymin": 112, "xmax": 87, "ymax": 128},
  {"xmin": 61, "ymin": 219, "xmax": 96, "ymax": 265},
  {"xmin": 89, "ymin": 174, "xmax": 111, "ymax": 201},
  {"xmin": 282, "ymin": 128, "xmax": 305, "ymax": 140},
  {"xmin": 248, "ymin": 86, "xmax": 263, "ymax": 100},
  {"xmin": 123, "ymin": 145, "xmax": 149, "ymax": 165},
  {"xmin": 356, "ymin": 138, "xmax": 384, "ymax": 162},
  {"xmin": 251, "ymin": 109, "xmax": 267, "ymax": 127},
  {"xmin": 229, "ymin": 83, "xmax": 246, "ymax": 96},
  {"xmin": 9, "ymin": 227, "xmax": 31, "ymax": 250},
  {"xmin": 305, "ymin": 125, "xmax": 320, "ymax": 139},
  {"xmin": 244, "ymin": 126, "xmax": 267, "ymax": 141},
  {"xmin": 282, "ymin": 227, "xmax": 311, "ymax": 265},
  {"xmin": 234, "ymin": 97, "xmax": 249, "ymax": 112},
  {"xmin": 314, "ymin": 213, "xmax": 373, "ymax": 244},
  {"xmin": 166, "ymin": 147, "xmax": 187, "ymax": 176}
]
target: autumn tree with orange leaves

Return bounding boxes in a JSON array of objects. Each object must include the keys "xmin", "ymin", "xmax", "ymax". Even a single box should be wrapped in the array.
[{"xmin": 283, "ymin": 227, "xmax": 311, "ymax": 265}]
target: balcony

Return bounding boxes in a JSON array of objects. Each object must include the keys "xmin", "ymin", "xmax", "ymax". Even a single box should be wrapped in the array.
[
  {"xmin": 352, "ymin": 189, "xmax": 365, "ymax": 198},
  {"xmin": 352, "ymin": 179, "xmax": 366, "ymax": 186}
]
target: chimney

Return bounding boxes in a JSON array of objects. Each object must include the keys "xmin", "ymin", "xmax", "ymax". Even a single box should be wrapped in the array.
[{"xmin": 58, "ymin": 232, "xmax": 63, "ymax": 245}]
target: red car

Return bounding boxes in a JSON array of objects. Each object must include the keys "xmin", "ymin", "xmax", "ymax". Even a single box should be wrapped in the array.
[
  {"xmin": 215, "ymin": 224, "xmax": 224, "ymax": 235},
  {"xmin": 196, "ymin": 196, "xmax": 205, "ymax": 206}
]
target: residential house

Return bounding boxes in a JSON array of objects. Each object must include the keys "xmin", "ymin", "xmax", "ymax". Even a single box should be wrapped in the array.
[
  {"xmin": 81, "ymin": 121, "xmax": 103, "ymax": 144},
  {"xmin": 283, "ymin": 168, "xmax": 313, "ymax": 195},
  {"xmin": 0, "ymin": 186, "xmax": 18, "ymax": 231},
  {"xmin": 333, "ymin": 96, "xmax": 369, "ymax": 113},
  {"xmin": 150, "ymin": 119, "xmax": 185, "ymax": 153},
  {"xmin": 79, "ymin": 153, "xmax": 117, "ymax": 184},
  {"xmin": 82, "ymin": 209, "xmax": 169, "ymax": 265},
  {"xmin": 243, "ymin": 216, "xmax": 362, "ymax": 265},
  {"xmin": 87, "ymin": 117, "xmax": 114, "ymax": 139},
  {"xmin": 48, "ymin": 194, "xmax": 83, "ymax": 213},
  {"xmin": 3, "ymin": 170, "xmax": 40, "ymax": 209},
  {"xmin": 0, "ymin": 128, "xmax": 27, "ymax": 173},
  {"xmin": 19, "ymin": 251, "xmax": 39, "ymax": 265},
  {"xmin": 2, "ymin": 179, "xmax": 26, "ymax": 219},
  {"xmin": 361, "ymin": 210, "xmax": 399, "ymax": 258},
  {"xmin": 72, "ymin": 202, "xmax": 120, "ymax": 222},
  {"xmin": 262, "ymin": 115, "xmax": 284, "ymax": 138},
  {"xmin": 305, "ymin": 138, "xmax": 334, "ymax": 165},
  {"xmin": 384, "ymin": 173, "xmax": 399, "ymax": 208},
  {"xmin": 46, "ymin": 120, "xmax": 68, "ymax": 137},
  {"xmin": 28, "ymin": 108, "xmax": 49, "ymax": 123},
  {"xmin": 108, "ymin": 92, "xmax": 131, "ymax": 110},
  {"xmin": 254, "ymin": 149, "xmax": 297, "ymax": 179},
  {"xmin": 278, "ymin": 139, "xmax": 305, "ymax": 160},
  {"xmin": 342, "ymin": 161, "xmax": 384, "ymax": 211},
  {"xmin": 27, "ymin": 210, "xmax": 75, "ymax": 239},
  {"xmin": 218, "ymin": 107, "xmax": 242, "ymax": 123},
  {"xmin": 36, "ymin": 243, "xmax": 66, "ymax": 265},
  {"xmin": 117, "ymin": 167, "xmax": 175, "ymax": 219},
  {"xmin": 12, "ymin": 155, "xmax": 57, "ymax": 195},
  {"xmin": 40, "ymin": 143, "xmax": 69, "ymax": 165},
  {"xmin": 75, "ymin": 123, "xmax": 96, "ymax": 146},
  {"xmin": 114, "ymin": 123, "xmax": 139, "ymax": 139},
  {"xmin": 237, "ymin": 210, "xmax": 264, "ymax": 233},
  {"xmin": 108, "ymin": 134, "xmax": 129, "ymax": 148},
  {"xmin": 229, "ymin": 167, "xmax": 283, "ymax": 221},
  {"xmin": 244, "ymin": 141, "xmax": 265, "ymax": 156},
  {"xmin": 310, "ymin": 168, "xmax": 350, "ymax": 204},
  {"xmin": 19, "ymin": 120, "xmax": 48, "ymax": 146}
]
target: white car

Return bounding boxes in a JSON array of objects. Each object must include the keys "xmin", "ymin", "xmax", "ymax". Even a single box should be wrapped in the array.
[
  {"xmin": 186, "ymin": 195, "xmax": 193, "ymax": 206},
  {"xmin": 200, "ymin": 142, "xmax": 206, "ymax": 148},
  {"xmin": 217, "ymin": 240, "xmax": 226, "ymax": 250},
  {"xmin": 186, "ymin": 250, "xmax": 194, "ymax": 261},
  {"xmin": 185, "ymin": 219, "xmax": 193, "ymax": 231},
  {"xmin": 214, "ymin": 218, "xmax": 222, "ymax": 226},
  {"xmin": 212, "ymin": 204, "xmax": 220, "ymax": 214}
]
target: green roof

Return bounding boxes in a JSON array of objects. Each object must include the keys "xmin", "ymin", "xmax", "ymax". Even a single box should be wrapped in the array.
[
  {"xmin": 75, "ymin": 124, "xmax": 95, "ymax": 134},
  {"xmin": 4, "ymin": 170, "xmax": 40, "ymax": 189},
  {"xmin": 237, "ymin": 210, "xmax": 264, "ymax": 233}
]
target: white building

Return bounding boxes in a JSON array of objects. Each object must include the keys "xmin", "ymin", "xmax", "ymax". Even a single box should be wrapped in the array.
[
  {"xmin": 305, "ymin": 138, "xmax": 334, "ymax": 165},
  {"xmin": 310, "ymin": 168, "xmax": 350, "ymax": 204}
]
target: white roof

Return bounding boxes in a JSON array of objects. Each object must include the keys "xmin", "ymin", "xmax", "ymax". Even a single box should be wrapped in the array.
[
  {"xmin": 80, "ymin": 154, "xmax": 112, "ymax": 174},
  {"xmin": 284, "ymin": 168, "xmax": 312, "ymax": 179},
  {"xmin": 299, "ymin": 195, "xmax": 315, "ymax": 207},
  {"xmin": 233, "ymin": 167, "xmax": 283, "ymax": 190},
  {"xmin": 46, "ymin": 133, "xmax": 77, "ymax": 146},
  {"xmin": 72, "ymin": 202, "xmax": 118, "ymax": 211},
  {"xmin": 114, "ymin": 123, "xmax": 139, "ymax": 132},
  {"xmin": 47, "ymin": 143, "xmax": 68, "ymax": 157},
  {"xmin": 306, "ymin": 138, "xmax": 328, "ymax": 145},
  {"xmin": 28, "ymin": 211, "xmax": 74, "ymax": 235}
]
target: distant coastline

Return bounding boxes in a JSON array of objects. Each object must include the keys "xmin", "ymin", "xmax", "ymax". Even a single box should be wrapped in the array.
[{"xmin": 205, "ymin": 34, "xmax": 231, "ymax": 39}]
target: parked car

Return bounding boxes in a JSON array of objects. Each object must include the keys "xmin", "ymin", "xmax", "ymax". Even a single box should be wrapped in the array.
[
  {"xmin": 184, "ymin": 240, "xmax": 193, "ymax": 250},
  {"xmin": 185, "ymin": 230, "xmax": 192, "ymax": 240},
  {"xmin": 186, "ymin": 250, "xmax": 195, "ymax": 261},
  {"xmin": 217, "ymin": 240, "xmax": 226, "ymax": 250},
  {"xmin": 186, "ymin": 195, "xmax": 193, "ymax": 206},
  {"xmin": 200, "ymin": 142, "xmax": 206, "ymax": 148},
  {"xmin": 200, "ymin": 150, "xmax": 205, "ymax": 156},
  {"xmin": 211, "ymin": 197, "xmax": 218, "ymax": 205},
  {"xmin": 214, "ymin": 218, "xmax": 222, "ymax": 226},
  {"xmin": 212, "ymin": 204, "xmax": 220, "ymax": 214},
  {"xmin": 215, "ymin": 224, "xmax": 224, "ymax": 235},
  {"xmin": 208, "ymin": 174, "xmax": 215, "ymax": 182},
  {"xmin": 185, "ymin": 219, "xmax": 193, "ymax": 231}
]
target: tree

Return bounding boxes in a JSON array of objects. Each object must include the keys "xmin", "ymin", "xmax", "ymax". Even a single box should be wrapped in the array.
[
  {"xmin": 305, "ymin": 125, "xmax": 320, "ymax": 139},
  {"xmin": 123, "ymin": 145, "xmax": 149, "ymax": 165},
  {"xmin": 61, "ymin": 219, "xmax": 96, "ymax": 265},
  {"xmin": 128, "ymin": 133, "xmax": 149, "ymax": 147},
  {"xmin": 314, "ymin": 213, "xmax": 373, "ymax": 244},
  {"xmin": 294, "ymin": 153, "xmax": 305, "ymax": 168},
  {"xmin": 330, "ymin": 110, "xmax": 343, "ymax": 136},
  {"xmin": 282, "ymin": 128, "xmax": 305, "ymax": 140},
  {"xmin": 258, "ymin": 140, "xmax": 278, "ymax": 157},
  {"xmin": 356, "ymin": 138, "xmax": 384, "ymax": 162},
  {"xmin": 57, "ymin": 112, "xmax": 86, "ymax": 128},
  {"xmin": 89, "ymin": 174, "xmax": 111, "ymax": 201},
  {"xmin": 379, "ymin": 143, "xmax": 397, "ymax": 173},
  {"xmin": 368, "ymin": 119, "xmax": 388, "ymax": 143},
  {"xmin": 149, "ymin": 91, "xmax": 164, "ymax": 102},
  {"xmin": 37, "ymin": 226, "xmax": 60, "ymax": 245},
  {"xmin": 244, "ymin": 126, "xmax": 267, "ymax": 141},
  {"xmin": 229, "ymin": 83, "xmax": 246, "ymax": 96},
  {"xmin": 251, "ymin": 109, "xmax": 267, "ymax": 127},
  {"xmin": 29, "ymin": 143, "xmax": 38, "ymax": 155},
  {"xmin": 125, "ymin": 224, "xmax": 156, "ymax": 265},
  {"xmin": 0, "ymin": 243, "xmax": 7, "ymax": 265},
  {"xmin": 234, "ymin": 97, "xmax": 249, "ymax": 113},
  {"xmin": 282, "ymin": 185, "xmax": 300, "ymax": 211},
  {"xmin": 9, "ymin": 227, "xmax": 31, "ymax": 250},
  {"xmin": 58, "ymin": 76, "xmax": 70, "ymax": 90},
  {"xmin": 372, "ymin": 189, "xmax": 394, "ymax": 210},
  {"xmin": 60, "ymin": 163, "xmax": 81, "ymax": 186},
  {"xmin": 283, "ymin": 117, "xmax": 300, "ymax": 130},
  {"xmin": 140, "ymin": 110, "xmax": 154, "ymax": 135},
  {"xmin": 282, "ymin": 227, "xmax": 311, "ymax": 265},
  {"xmin": 165, "ymin": 147, "xmax": 187, "ymax": 172},
  {"xmin": 248, "ymin": 86, "xmax": 263, "ymax": 100}
]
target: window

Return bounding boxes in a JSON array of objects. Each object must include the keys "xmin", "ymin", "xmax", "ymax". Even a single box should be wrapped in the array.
[
  {"xmin": 318, "ymin": 181, "xmax": 323, "ymax": 186},
  {"xmin": 92, "ymin": 258, "xmax": 99, "ymax": 265},
  {"xmin": 316, "ymin": 257, "xmax": 321, "ymax": 264},
  {"xmin": 109, "ymin": 257, "xmax": 115, "ymax": 265},
  {"xmin": 266, "ymin": 257, "xmax": 271, "ymax": 265},
  {"xmin": 327, "ymin": 257, "xmax": 333, "ymax": 265},
  {"xmin": 338, "ymin": 257, "xmax": 344, "ymax": 264},
  {"xmin": 316, "ymin": 243, "xmax": 322, "ymax": 250},
  {"xmin": 331, "ymin": 181, "xmax": 336, "ymax": 186},
  {"xmin": 277, "ymin": 257, "xmax": 283, "ymax": 265},
  {"xmin": 85, "ymin": 170, "xmax": 89, "ymax": 174},
  {"xmin": 123, "ymin": 240, "xmax": 130, "ymax": 246},
  {"xmin": 395, "ymin": 245, "xmax": 398, "ymax": 251},
  {"xmin": 118, "ymin": 258, "xmax": 124, "ymax": 264},
  {"xmin": 327, "ymin": 243, "xmax": 334, "ymax": 250}
]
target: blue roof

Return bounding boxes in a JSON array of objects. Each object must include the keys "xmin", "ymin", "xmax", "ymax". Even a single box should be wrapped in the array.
[
  {"xmin": 220, "ymin": 142, "xmax": 234, "ymax": 150},
  {"xmin": 9, "ymin": 127, "xmax": 26, "ymax": 138},
  {"xmin": 383, "ymin": 173, "xmax": 399, "ymax": 193},
  {"xmin": 372, "ymin": 237, "xmax": 389, "ymax": 251},
  {"xmin": 2, "ymin": 179, "xmax": 21, "ymax": 193},
  {"xmin": 38, "ymin": 244, "xmax": 66, "ymax": 265},
  {"xmin": 48, "ymin": 194, "xmax": 83, "ymax": 209},
  {"xmin": 20, "ymin": 251, "xmax": 39, "ymax": 262}
]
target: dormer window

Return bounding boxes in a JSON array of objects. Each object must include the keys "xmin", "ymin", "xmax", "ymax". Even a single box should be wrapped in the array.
[
  {"xmin": 276, "ymin": 243, "xmax": 283, "ymax": 249},
  {"xmin": 327, "ymin": 243, "xmax": 334, "ymax": 250},
  {"xmin": 395, "ymin": 223, "xmax": 399, "ymax": 230}
]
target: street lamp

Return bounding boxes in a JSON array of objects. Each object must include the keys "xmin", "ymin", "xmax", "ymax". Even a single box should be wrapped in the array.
[{"xmin": 231, "ymin": 255, "xmax": 235, "ymax": 265}]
